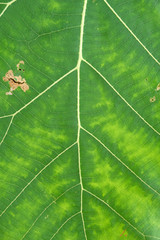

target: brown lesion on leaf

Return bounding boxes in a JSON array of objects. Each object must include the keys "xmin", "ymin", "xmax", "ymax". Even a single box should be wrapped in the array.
[
  {"xmin": 16, "ymin": 60, "xmax": 24, "ymax": 71},
  {"xmin": 156, "ymin": 83, "xmax": 160, "ymax": 91},
  {"xmin": 150, "ymin": 96, "xmax": 156, "ymax": 103},
  {"xmin": 3, "ymin": 61, "xmax": 29, "ymax": 95}
]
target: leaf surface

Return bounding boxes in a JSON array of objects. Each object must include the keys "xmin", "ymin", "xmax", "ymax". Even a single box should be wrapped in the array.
[{"xmin": 0, "ymin": 0, "xmax": 160, "ymax": 239}]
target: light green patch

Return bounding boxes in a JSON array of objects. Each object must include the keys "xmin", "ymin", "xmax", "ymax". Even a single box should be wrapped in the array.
[
  {"xmin": 83, "ymin": 192, "xmax": 143, "ymax": 240},
  {"xmin": 41, "ymin": 18, "xmax": 60, "ymax": 28},
  {"xmin": 44, "ymin": 65, "xmax": 55, "ymax": 75},
  {"xmin": 22, "ymin": 185, "xmax": 81, "ymax": 239},
  {"xmin": 81, "ymin": 130, "xmax": 160, "ymax": 235},
  {"xmin": 47, "ymin": 1, "xmax": 61, "ymax": 11},
  {"xmin": 84, "ymin": 0, "xmax": 160, "ymax": 132},
  {"xmin": 37, "ymin": 151, "xmax": 78, "ymax": 198},
  {"xmin": 81, "ymin": 62, "xmax": 160, "ymax": 193}
]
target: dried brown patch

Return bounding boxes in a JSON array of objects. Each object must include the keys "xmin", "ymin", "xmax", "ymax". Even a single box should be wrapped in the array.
[
  {"xmin": 150, "ymin": 96, "xmax": 156, "ymax": 102},
  {"xmin": 3, "ymin": 70, "xmax": 14, "ymax": 82},
  {"xmin": 20, "ymin": 82, "xmax": 29, "ymax": 92},
  {"xmin": 3, "ymin": 61, "xmax": 29, "ymax": 95}
]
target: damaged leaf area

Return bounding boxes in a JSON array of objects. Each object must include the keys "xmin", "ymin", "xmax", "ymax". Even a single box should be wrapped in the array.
[
  {"xmin": 150, "ymin": 96, "xmax": 156, "ymax": 103},
  {"xmin": 3, "ymin": 61, "xmax": 29, "ymax": 95},
  {"xmin": 16, "ymin": 60, "xmax": 25, "ymax": 71},
  {"xmin": 157, "ymin": 83, "xmax": 160, "ymax": 91}
]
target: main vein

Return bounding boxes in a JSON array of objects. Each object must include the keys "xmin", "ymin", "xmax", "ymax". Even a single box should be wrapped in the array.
[{"xmin": 76, "ymin": 0, "xmax": 88, "ymax": 239}]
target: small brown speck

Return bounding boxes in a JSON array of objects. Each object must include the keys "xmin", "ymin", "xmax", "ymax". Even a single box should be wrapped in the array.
[{"xmin": 150, "ymin": 96, "xmax": 156, "ymax": 102}]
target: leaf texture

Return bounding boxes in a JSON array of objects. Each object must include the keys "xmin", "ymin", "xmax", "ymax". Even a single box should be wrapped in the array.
[{"xmin": 0, "ymin": 0, "xmax": 160, "ymax": 239}]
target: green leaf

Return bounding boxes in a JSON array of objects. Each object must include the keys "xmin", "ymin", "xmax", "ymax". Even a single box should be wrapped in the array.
[{"xmin": 0, "ymin": 0, "xmax": 160, "ymax": 239}]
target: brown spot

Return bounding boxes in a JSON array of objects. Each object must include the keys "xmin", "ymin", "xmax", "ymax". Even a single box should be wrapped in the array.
[
  {"xmin": 120, "ymin": 229, "xmax": 127, "ymax": 237},
  {"xmin": 156, "ymin": 83, "xmax": 160, "ymax": 91},
  {"xmin": 150, "ymin": 96, "xmax": 156, "ymax": 102},
  {"xmin": 3, "ymin": 62, "xmax": 29, "ymax": 95},
  {"xmin": 16, "ymin": 60, "xmax": 24, "ymax": 70},
  {"xmin": 9, "ymin": 79, "xmax": 19, "ymax": 90},
  {"xmin": 3, "ymin": 70, "xmax": 14, "ymax": 82},
  {"xmin": 20, "ymin": 82, "xmax": 29, "ymax": 92}
]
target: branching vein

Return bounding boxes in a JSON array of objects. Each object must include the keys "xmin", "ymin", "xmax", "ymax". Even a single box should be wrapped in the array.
[
  {"xmin": 103, "ymin": 0, "xmax": 160, "ymax": 66},
  {"xmin": 13, "ymin": 67, "xmax": 76, "ymax": 116},
  {"xmin": 49, "ymin": 212, "xmax": 81, "ymax": 240},
  {"xmin": 0, "ymin": 0, "xmax": 16, "ymax": 18},
  {"xmin": 83, "ymin": 58, "xmax": 160, "ymax": 136},
  {"xmin": 0, "ymin": 115, "xmax": 14, "ymax": 146},
  {"xmin": 21, "ymin": 183, "xmax": 80, "ymax": 240},
  {"xmin": 0, "ymin": 114, "xmax": 13, "ymax": 119},
  {"xmin": 145, "ymin": 236, "xmax": 160, "ymax": 240},
  {"xmin": 81, "ymin": 126, "xmax": 160, "ymax": 197},
  {"xmin": 30, "ymin": 25, "xmax": 80, "ymax": 42},
  {"xmin": 0, "ymin": 142, "xmax": 77, "ymax": 217},
  {"xmin": 0, "ymin": 68, "xmax": 76, "ymax": 119},
  {"xmin": 83, "ymin": 188, "xmax": 145, "ymax": 238}
]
